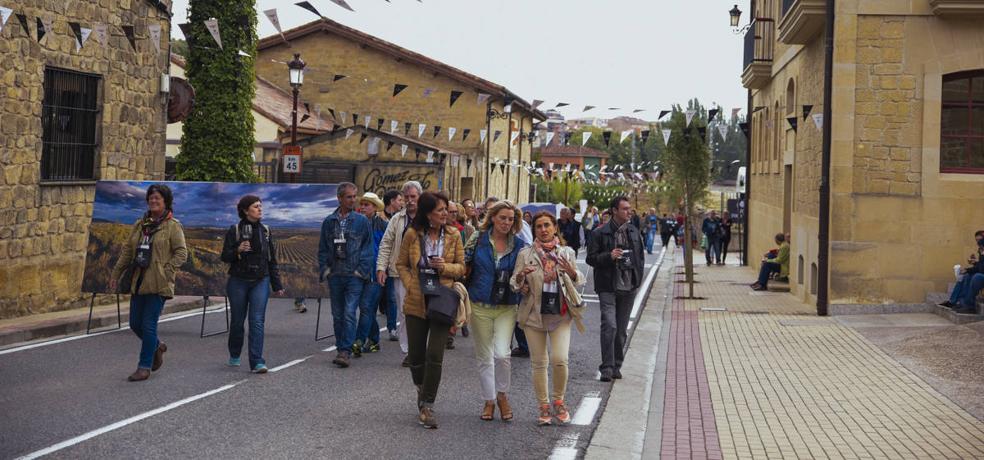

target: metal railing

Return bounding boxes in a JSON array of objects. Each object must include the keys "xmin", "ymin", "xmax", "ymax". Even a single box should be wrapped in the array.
[
  {"xmin": 41, "ymin": 68, "xmax": 101, "ymax": 181},
  {"xmin": 742, "ymin": 18, "xmax": 775, "ymax": 70}
]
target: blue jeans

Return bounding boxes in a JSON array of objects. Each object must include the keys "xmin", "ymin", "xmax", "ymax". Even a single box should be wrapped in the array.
[
  {"xmin": 757, "ymin": 262, "xmax": 781, "ymax": 287},
  {"xmin": 227, "ymin": 276, "xmax": 270, "ymax": 369},
  {"xmin": 356, "ymin": 281, "xmax": 382, "ymax": 344},
  {"xmin": 645, "ymin": 231, "xmax": 655, "ymax": 253},
  {"xmin": 705, "ymin": 236, "xmax": 720, "ymax": 263},
  {"xmin": 949, "ymin": 278, "xmax": 967, "ymax": 304},
  {"xmin": 385, "ymin": 277, "xmax": 399, "ymax": 332},
  {"xmin": 129, "ymin": 294, "xmax": 165, "ymax": 369},
  {"xmin": 329, "ymin": 275, "xmax": 364, "ymax": 351},
  {"xmin": 960, "ymin": 273, "xmax": 984, "ymax": 309}
]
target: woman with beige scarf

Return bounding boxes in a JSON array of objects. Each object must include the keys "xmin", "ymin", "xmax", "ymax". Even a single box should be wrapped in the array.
[{"xmin": 510, "ymin": 211, "xmax": 586, "ymax": 426}]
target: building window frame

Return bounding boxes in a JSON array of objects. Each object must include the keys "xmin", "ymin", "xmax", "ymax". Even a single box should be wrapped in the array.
[
  {"xmin": 940, "ymin": 70, "xmax": 984, "ymax": 174},
  {"xmin": 40, "ymin": 67, "xmax": 102, "ymax": 184}
]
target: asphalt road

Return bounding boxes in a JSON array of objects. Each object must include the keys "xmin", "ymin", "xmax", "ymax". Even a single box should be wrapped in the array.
[{"xmin": 0, "ymin": 246, "xmax": 664, "ymax": 460}]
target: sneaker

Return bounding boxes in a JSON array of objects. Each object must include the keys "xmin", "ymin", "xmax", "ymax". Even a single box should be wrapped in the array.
[
  {"xmin": 419, "ymin": 406, "xmax": 438, "ymax": 429},
  {"xmin": 461, "ymin": 325, "xmax": 470, "ymax": 337},
  {"xmin": 402, "ymin": 355, "xmax": 411, "ymax": 368},
  {"xmin": 553, "ymin": 400, "xmax": 571, "ymax": 425},
  {"xmin": 351, "ymin": 340, "xmax": 363, "ymax": 358},
  {"xmin": 294, "ymin": 301, "xmax": 307, "ymax": 313},
  {"xmin": 510, "ymin": 347, "xmax": 530, "ymax": 358},
  {"xmin": 388, "ymin": 330, "xmax": 399, "ymax": 342},
  {"xmin": 333, "ymin": 351, "xmax": 350, "ymax": 368},
  {"xmin": 612, "ymin": 369, "xmax": 623, "ymax": 379},
  {"xmin": 537, "ymin": 404, "xmax": 553, "ymax": 426},
  {"xmin": 599, "ymin": 370, "xmax": 613, "ymax": 382},
  {"xmin": 252, "ymin": 363, "xmax": 268, "ymax": 374},
  {"xmin": 227, "ymin": 357, "xmax": 241, "ymax": 367},
  {"xmin": 939, "ymin": 301, "xmax": 955, "ymax": 308},
  {"xmin": 446, "ymin": 335, "xmax": 455, "ymax": 350},
  {"xmin": 364, "ymin": 340, "xmax": 380, "ymax": 353}
]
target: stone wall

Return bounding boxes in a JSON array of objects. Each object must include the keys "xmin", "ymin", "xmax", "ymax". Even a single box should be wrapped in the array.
[{"xmin": 0, "ymin": 0, "xmax": 170, "ymax": 318}]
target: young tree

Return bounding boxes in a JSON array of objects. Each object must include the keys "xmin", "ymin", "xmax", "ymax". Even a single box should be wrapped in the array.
[
  {"xmin": 176, "ymin": 0, "xmax": 258, "ymax": 182},
  {"xmin": 662, "ymin": 100, "xmax": 712, "ymax": 298}
]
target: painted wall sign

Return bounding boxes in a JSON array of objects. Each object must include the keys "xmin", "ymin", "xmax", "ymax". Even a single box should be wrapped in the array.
[{"xmin": 357, "ymin": 164, "xmax": 439, "ymax": 196}]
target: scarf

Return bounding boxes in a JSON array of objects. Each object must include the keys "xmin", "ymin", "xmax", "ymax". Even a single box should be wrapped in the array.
[
  {"xmin": 140, "ymin": 210, "xmax": 172, "ymax": 236},
  {"xmin": 614, "ymin": 219, "xmax": 632, "ymax": 248},
  {"xmin": 534, "ymin": 236, "xmax": 560, "ymax": 283},
  {"xmin": 614, "ymin": 219, "xmax": 637, "ymax": 292}
]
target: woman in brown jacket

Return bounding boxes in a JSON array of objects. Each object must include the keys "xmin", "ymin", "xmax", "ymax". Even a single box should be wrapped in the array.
[
  {"xmin": 396, "ymin": 191, "xmax": 465, "ymax": 429},
  {"xmin": 110, "ymin": 184, "xmax": 188, "ymax": 382}
]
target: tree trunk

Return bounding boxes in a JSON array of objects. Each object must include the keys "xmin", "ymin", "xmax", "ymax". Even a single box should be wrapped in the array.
[{"xmin": 683, "ymin": 181, "xmax": 695, "ymax": 298}]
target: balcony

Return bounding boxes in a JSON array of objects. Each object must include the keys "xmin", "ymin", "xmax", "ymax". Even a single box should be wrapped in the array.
[
  {"xmin": 741, "ymin": 19, "xmax": 775, "ymax": 90},
  {"xmin": 930, "ymin": 0, "xmax": 984, "ymax": 16},
  {"xmin": 778, "ymin": 0, "xmax": 825, "ymax": 45}
]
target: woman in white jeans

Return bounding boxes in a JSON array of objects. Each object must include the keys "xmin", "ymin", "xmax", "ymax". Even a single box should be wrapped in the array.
[
  {"xmin": 463, "ymin": 200, "xmax": 527, "ymax": 422},
  {"xmin": 511, "ymin": 211, "xmax": 585, "ymax": 426}
]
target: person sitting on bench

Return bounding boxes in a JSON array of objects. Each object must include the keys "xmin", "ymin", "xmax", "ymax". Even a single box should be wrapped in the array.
[
  {"xmin": 942, "ymin": 230, "xmax": 984, "ymax": 314},
  {"xmin": 751, "ymin": 233, "xmax": 788, "ymax": 291}
]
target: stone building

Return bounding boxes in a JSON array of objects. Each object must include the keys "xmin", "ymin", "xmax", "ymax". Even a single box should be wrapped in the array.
[
  {"xmin": 741, "ymin": 0, "xmax": 984, "ymax": 310},
  {"xmin": 536, "ymin": 145, "xmax": 610, "ymax": 172},
  {"xmin": 0, "ymin": 1, "xmax": 172, "ymax": 318},
  {"xmin": 254, "ymin": 19, "xmax": 544, "ymax": 203}
]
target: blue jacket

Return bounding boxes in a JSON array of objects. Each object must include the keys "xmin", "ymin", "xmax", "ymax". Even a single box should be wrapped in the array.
[
  {"xmin": 466, "ymin": 231, "xmax": 527, "ymax": 305},
  {"xmin": 318, "ymin": 209, "xmax": 374, "ymax": 280}
]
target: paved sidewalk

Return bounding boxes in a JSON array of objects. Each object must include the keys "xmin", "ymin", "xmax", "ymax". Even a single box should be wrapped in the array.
[{"xmin": 589, "ymin": 251, "xmax": 984, "ymax": 459}]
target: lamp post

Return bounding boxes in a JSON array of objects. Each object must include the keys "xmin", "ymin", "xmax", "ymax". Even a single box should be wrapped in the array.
[
  {"xmin": 526, "ymin": 130, "xmax": 537, "ymax": 203},
  {"xmin": 287, "ymin": 53, "xmax": 306, "ymax": 183},
  {"xmin": 486, "ymin": 101, "xmax": 511, "ymax": 199},
  {"xmin": 504, "ymin": 101, "xmax": 513, "ymax": 201}
]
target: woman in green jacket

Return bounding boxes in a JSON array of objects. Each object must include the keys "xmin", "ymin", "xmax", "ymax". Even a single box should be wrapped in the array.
[
  {"xmin": 110, "ymin": 184, "xmax": 187, "ymax": 382},
  {"xmin": 751, "ymin": 233, "xmax": 788, "ymax": 290}
]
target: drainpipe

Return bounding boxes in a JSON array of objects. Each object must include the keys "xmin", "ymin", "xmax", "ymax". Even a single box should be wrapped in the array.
[
  {"xmin": 817, "ymin": 0, "xmax": 835, "ymax": 316},
  {"xmin": 742, "ymin": 0, "xmax": 755, "ymax": 268},
  {"xmin": 484, "ymin": 100, "xmax": 492, "ymax": 199}
]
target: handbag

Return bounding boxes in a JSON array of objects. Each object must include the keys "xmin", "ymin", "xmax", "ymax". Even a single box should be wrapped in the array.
[{"xmin": 425, "ymin": 285, "xmax": 460, "ymax": 325}]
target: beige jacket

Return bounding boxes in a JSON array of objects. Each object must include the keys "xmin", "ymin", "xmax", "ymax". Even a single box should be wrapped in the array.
[
  {"xmin": 510, "ymin": 245, "xmax": 586, "ymax": 333},
  {"xmin": 111, "ymin": 217, "xmax": 188, "ymax": 298},
  {"xmin": 395, "ymin": 226, "xmax": 466, "ymax": 320},
  {"xmin": 451, "ymin": 282, "xmax": 472, "ymax": 328},
  {"xmin": 377, "ymin": 210, "xmax": 412, "ymax": 278}
]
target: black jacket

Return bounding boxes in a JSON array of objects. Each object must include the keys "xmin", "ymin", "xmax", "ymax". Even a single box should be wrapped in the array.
[
  {"xmin": 586, "ymin": 219, "xmax": 645, "ymax": 294},
  {"xmin": 559, "ymin": 219, "xmax": 582, "ymax": 251},
  {"xmin": 220, "ymin": 221, "xmax": 284, "ymax": 291}
]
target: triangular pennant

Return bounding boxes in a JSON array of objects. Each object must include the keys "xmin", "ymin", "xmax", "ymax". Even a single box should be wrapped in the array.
[
  {"xmin": 300, "ymin": 114, "xmax": 311, "ymax": 124},
  {"xmin": 532, "ymin": 99, "xmax": 544, "ymax": 109},
  {"xmin": 620, "ymin": 130, "xmax": 632, "ymax": 144},
  {"xmin": 333, "ymin": 74, "xmax": 347, "ymax": 82},
  {"xmin": 0, "ymin": 7, "xmax": 12, "ymax": 34},
  {"xmin": 36, "ymin": 17, "xmax": 48, "ymax": 43},
  {"xmin": 315, "ymin": 105, "xmax": 323, "ymax": 130},
  {"xmin": 802, "ymin": 105, "xmax": 814, "ymax": 121},
  {"xmin": 386, "ymin": 141, "xmax": 395, "ymax": 152},
  {"xmin": 364, "ymin": 115, "xmax": 371, "ymax": 129},
  {"xmin": 462, "ymin": 129, "xmax": 471, "ymax": 142},
  {"xmin": 427, "ymin": 151, "xmax": 435, "ymax": 163},
  {"xmin": 390, "ymin": 120, "xmax": 399, "ymax": 134},
  {"xmin": 738, "ymin": 122, "xmax": 750, "ymax": 138},
  {"xmin": 602, "ymin": 131, "xmax": 612, "ymax": 146},
  {"xmin": 718, "ymin": 124, "xmax": 729, "ymax": 140},
  {"xmin": 359, "ymin": 133, "xmax": 368, "ymax": 144},
  {"xmin": 345, "ymin": 128, "xmax": 355, "ymax": 140},
  {"xmin": 400, "ymin": 144, "xmax": 409, "ymax": 158},
  {"xmin": 122, "ymin": 25, "xmax": 136, "ymax": 50},
  {"xmin": 204, "ymin": 18, "xmax": 222, "ymax": 49},
  {"xmin": 433, "ymin": 126, "xmax": 441, "ymax": 138},
  {"xmin": 708, "ymin": 109, "xmax": 719, "ymax": 121},
  {"xmin": 583, "ymin": 105, "xmax": 595, "ymax": 112},
  {"xmin": 685, "ymin": 110, "xmax": 696, "ymax": 127},
  {"xmin": 448, "ymin": 127, "xmax": 457, "ymax": 141},
  {"xmin": 662, "ymin": 129, "xmax": 671, "ymax": 145},
  {"xmin": 477, "ymin": 93, "xmax": 491, "ymax": 104},
  {"xmin": 582, "ymin": 132, "xmax": 592, "ymax": 146},
  {"xmin": 368, "ymin": 137, "xmax": 381, "ymax": 156},
  {"xmin": 422, "ymin": 88, "xmax": 434, "ymax": 98},
  {"xmin": 786, "ymin": 117, "xmax": 798, "ymax": 132},
  {"xmin": 295, "ymin": 1, "xmax": 324, "ymax": 18},
  {"xmin": 393, "ymin": 84, "xmax": 408, "ymax": 97},
  {"xmin": 404, "ymin": 122, "xmax": 412, "ymax": 136},
  {"xmin": 418, "ymin": 124, "xmax": 427, "ymax": 138},
  {"xmin": 732, "ymin": 108, "xmax": 742, "ymax": 119},
  {"xmin": 16, "ymin": 14, "xmax": 29, "ymax": 37},
  {"xmin": 329, "ymin": 0, "xmax": 356, "ymax": 12},
  {"xmin": 376, "ymin": 118, "xmax": 385, "ymax": 131},
  {"xmin": 449, "ymin": 90, "xmax": 463, "ymax": 108},
  {"xmin": 148, "ymin": 23, "xmax": 162, "ymax": 53},
  {"xmin": 510, "ymin": 131, "xmax": 520, "ymax": 144},
  {"xmin": 563, "ymin": 132, "xmax": 573, "ymax": 145},
  {"xmin": 658, "ymin": 110, "xmax": 670, "ymax": 120},
  {"xmin": 812, "ymin": 113, "xmax": 823, "ymax": 131},
  {"xmin": 263, "ymin": 9, "xmax": 286, "ymax": 41},
  {"xmin": 493, "ymin": 130, "xmax": 503, "ymax": 143},
  {"xmin": 480, "ymin": 129, "xmax": 488, "ymax": 143},
  {"xmin": 609, "ymin": 107, "xmax": 621, "ymax": 111},
  {"xmin": 555, "ymin": 102, "xmax": 569, "ymax": 108},
  {"xmin": 545, "ymin": 132, "xmax": 555, "ymax": 146},
  {"xmin": 633, "ymin": 109, "xmax": 645, "ymax": 113}
]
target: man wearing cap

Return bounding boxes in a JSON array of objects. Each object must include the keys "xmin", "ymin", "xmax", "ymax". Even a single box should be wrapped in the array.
[{"xmin": 353, "ymin": 192, "xmax": 389, "ymax": 356}]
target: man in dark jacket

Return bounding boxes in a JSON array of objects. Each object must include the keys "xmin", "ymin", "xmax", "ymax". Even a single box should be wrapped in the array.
[
  {"xmin": 558, "ymin": 207, "xmax": 583, "ymax": 255},
  {"xmin": 586, "ymin": 196, "xmax": 645, "ymax": 382},
  {"xmin": 659, "ymin": 213, "xmax": 674, "ymax": 247},
  {"xmin": 701, "ymin": 210, "xmax": 722, "ymax": 266}
]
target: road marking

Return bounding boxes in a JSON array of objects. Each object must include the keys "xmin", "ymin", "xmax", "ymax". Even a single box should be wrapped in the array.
[
  {"xmin": 269, "ymin": 356, "xmax": 311, "ymax": 373},
  {"xmin": 15, "ymin": 380, "xmax": 245, "ymax": 460},
  {"xmin": 571, "ymin": 391, "xmax": 602, "ymax": 425},
  {"xmin": 630, "ymin": 247, "xmax": 665, "ymax": 321},
  {"xmin": 549, "ymin": 433, "xmax": 581, "ymax": 460}
]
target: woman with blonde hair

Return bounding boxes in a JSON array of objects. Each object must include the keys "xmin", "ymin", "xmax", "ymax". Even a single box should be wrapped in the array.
[
  {"xmin": 463, "ymin": 200, "xmax": 528, "ymax": 422},
  {"xmin": 511, "ymin": 211, "xmax": 585, "ymax": 425}
]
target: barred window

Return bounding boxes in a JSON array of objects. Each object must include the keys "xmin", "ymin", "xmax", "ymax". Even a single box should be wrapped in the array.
[
  {"xmin": 41, "ymin": 68, "xmax": 101, "ymax": 182},
  {"xmin": 940, "ymin": 70, "xmax": 984, "ymax": 173}
]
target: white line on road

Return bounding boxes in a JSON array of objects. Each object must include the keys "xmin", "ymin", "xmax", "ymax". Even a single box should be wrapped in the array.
[
  {"xmin": 15, "ymin": 380, "xmax": 246, "ymax": 460},
  {"xmin": 269, "ymin": 356, "xmax": 312, "ymax": 373},
  {"xmin": 571, "ymin": 391, "xmax": 602, "ymax": 425},
  {"xmin": 549, "ymin": 433, "xmax": 581, "ymax": 460},
  {"xmin": 630, "ymin": 247, "xmax": 665, "ymax": 321}
]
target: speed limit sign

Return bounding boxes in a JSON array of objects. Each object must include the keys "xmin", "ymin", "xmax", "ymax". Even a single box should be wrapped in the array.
[{"xmin": 282, "ymin": 145, "xmax": 302, "ymax": 174}]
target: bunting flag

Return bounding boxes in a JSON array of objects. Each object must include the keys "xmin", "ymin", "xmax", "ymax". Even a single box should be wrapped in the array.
[
  {"xmin": 333, "ymin": 74, "xmax": 347, "ymax": 82},
  {"xmin": 147, "ymin": 23, "xmax": 162, "ymax": 53},
  {"xmin": 122, "ymin": 25, "xmax": 136, "ymax": 50},
  {"xmin": 563, "ymin": 132, "xmax": 573, "ymax": 145},
  {"xmin": 390, "ymin": 120, "xmax": 399, "ymax": 133},
  {"xmin": 480, "ymin": 129, "xmax": 487, "ymax": 143},
  {"xmin": 329, "ymin": 0, "xmax": 356, "ymax": 12},
  {"xmin": 608, "ymin": 107, "xmax": 621, "ymax": 111},
  {"xmin": 0, "ymin": 7, "xmax": 12, "ymax": 34},
  {"xmin": 68, "ymin": 22, "xmax": 92, "ymax": 52},
  {"xmin": 619, "ymin": 130, "xmax": 632, "ymax": 144},
  {"xmin": 641, "ymin": 130, "xmax": 650, "ymax": 144},
  {"xmin": 811, "ymin": 113, "xmax": 823, "ymax": 131},
  {"xmin": 426, "ymin": 151, "xmax": 435, "ymax": 163},
  {"xmin": 708, "ymin": 108, "xmax": 719, "ymax": 121},
  {"xmin": 237, "ymin": 50, "xmax": 252, "ymax": 58},
  {"xmin": 433, "ymin": 126, "xmax": 441, "ymax": 138},
  {"xmin": 582, "ymin": 132, "xmax": 592, "ymax": 146},
  {"xmin": 449, "ymin": 90, "xmax": 463, "ymax": 108},
  {"xmin": 732, "ymin": 107, "xmax": 742, "ymax": 119},
  {"xmin": 786, "ymin": 117, "xmax": 798, "ymax": 132},
  {"xmin": 386, "ymin": 141, "xmax": 395, "ymax": 152},
  {"xmin": 295, "ymin": 1, "xmax": 324, "ymax": 18},
  {"xmin": 583, "ymin": 105, "xmax": 595, "ymax": 112},
  {"xmin": 364, "ymin": 115, "xmax": 371, "ymax": 129},
  {"xmin": 662, "ymin": 129, "xmax": 671, "ymax": 145},
  {"xmin": 738, "ymin": 122, "xmax": 750, "ymax": 138},
  {"xmin": 602, "ymin": 131, "xmax": 612, "ymax": 146},
  {"xmin": 658, "ymin": 110, "xmax": 670, "ymax": 120},
  {"xmin": 368, "ymin": 137, "xmax": 381, "ymax": 156},
  {"xmin": 448, "ymin": 127, "xmax": 457, "ymax": 141},
  {"xmin": 685, "ymin": 110, "xmax": 696, "ymax": 127},
  {"xmin": 345, "ymin": 128, "xmax": 355, "ymax": 140},
  {"xmin": 422, "ymin": 88, "xmax": 434, "ymax": 97},
  {"xmin": 315, "ymin": 105, "xmax": 323, "ymax": 130},
  {"xmin": 401, "ymin": 144, "xmax": 409, "ymax": 158},
  {"xmin": 477, "ymin": 93, "xmax": 491, "ymax": 104},
  {"xmin": 510, "ymin": 131, "xmax": 520, "ymax": 144},
  {"xmin": 418, "ymin": 123, "xmax": 426, "ymax": 138},
  {"xmin": 404, "ymin": 122, "xmax": 412, "ymax": 136},
  {"xmin": 633, "ymin": 109, "xmax": 645, "ymax": 113},
  {"xmin": 376, "ymin": 118, "xmax": 385, "ymax": 131},
  {"xmin": 263, "ymin": 9, "xmax": 286, "ymax": 42},
  {"xmin": 300, "ymin": 113, "xmax": 311, "ymax": 123},
  {"xmin": 493, "ymin": 130, "xmax": 502, "ymax": 143},
  {"xmin": 718, "ymin": 124, "xmax": 729, "ymax": 140},
  {"xmin": 16, "ymin": 14, "xmax": 29, "ymax": 37},
  {"xmin": 392, "ymin": 84, "xmax": 408, "ymax": 97},
  {"xmin": 555, "ymin": 102, "xmax": 569, "ymax": 108},
  {"xmin": 359, "ymin": 133, "xmax": 368, "ymax": 144},
  {"xmin": 802, "ymin": 105, "xmax": 814, "ymax": 121},
  {"xmin": 339, "ymin": 111, "xmax": 347, "ymax": 125},
  {"xmin": 36, "ymin": 17, "xmax": 49, "ymax": 43},
  {"xmin": 545, "ymin": 132, "xmax": 555, "ymax": 146},
  {"xmin": 532, "ymin": 99, "xmax": 544, "ymax": 109},
  {"xmin": 204, "ymin": 18, "xmax": 222, "ymax": 49},
  {"xmin": 462, "ymin": 128, "xmax": 471, "ymax": 142}
]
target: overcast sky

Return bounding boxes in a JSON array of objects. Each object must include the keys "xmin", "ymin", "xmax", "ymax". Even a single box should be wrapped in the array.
[{"xmin": 170, "ymin": 0, "xmax": 748, "ymax": 121}]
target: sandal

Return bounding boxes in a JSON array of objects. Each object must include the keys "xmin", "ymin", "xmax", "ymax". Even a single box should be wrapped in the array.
[
  {"xmin": 481, "ymin": 400, "xmax": 495, "ymax": 421},
  {"xmin": 496, "ymin": 392, "xmax": 513, "ymax": 422}
]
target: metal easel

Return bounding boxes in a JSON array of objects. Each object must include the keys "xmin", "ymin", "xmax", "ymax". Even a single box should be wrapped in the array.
[
  {"xmin": 199, "ymin": 295, "xmax": 230, "ymax": 338},
  {"xmin": 85, "ymin": 293, "xmax": 123, "ymax": 334}
]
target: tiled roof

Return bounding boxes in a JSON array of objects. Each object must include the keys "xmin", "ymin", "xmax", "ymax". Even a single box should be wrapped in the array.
[{"xmin": 537, "ymin": 145, "xmax": 610, "ymax": 159}]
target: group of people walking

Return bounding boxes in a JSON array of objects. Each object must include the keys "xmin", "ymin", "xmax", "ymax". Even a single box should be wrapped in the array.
[{"xmin": 111, "ymin": 182, "xmax": 647, "ymax": 428}]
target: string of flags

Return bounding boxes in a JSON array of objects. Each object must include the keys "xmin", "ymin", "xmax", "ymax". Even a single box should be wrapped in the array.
[{"xmin": 0, "ymin": 4, "xmax": 159, "ymax": 53}]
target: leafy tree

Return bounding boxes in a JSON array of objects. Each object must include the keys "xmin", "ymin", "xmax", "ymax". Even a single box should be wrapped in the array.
[
  {"xmin": 176, "ymin": 0, "xmax": 258, "ymax": 182},
  {"xmin": 170, "ymin": 38, "xmax": 189, "ymax": 57}
]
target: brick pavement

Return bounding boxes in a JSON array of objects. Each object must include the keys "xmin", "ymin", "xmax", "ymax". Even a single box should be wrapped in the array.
[{"xmin": 661, "ymin": 252, "xmax": 984, "ymax": 459}]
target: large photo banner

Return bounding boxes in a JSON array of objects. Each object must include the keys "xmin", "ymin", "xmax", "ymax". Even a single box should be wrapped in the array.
[{"xmin": 83, "ymin": 181, "xmax": 338, "ymax": 298}]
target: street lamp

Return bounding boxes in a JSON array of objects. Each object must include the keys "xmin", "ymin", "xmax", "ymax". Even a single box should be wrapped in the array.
[
  {"xmin": 287, "ymin": 53, "xmax": 306, "ymax": 183},
  {"xmin": 729, "ymin": 4, "xmax": 751, "ymax": 34}
]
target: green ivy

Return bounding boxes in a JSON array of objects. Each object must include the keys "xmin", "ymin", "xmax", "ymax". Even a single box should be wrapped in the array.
[{"xmin": 176, "ymin": 0, "xmax": 258, "ymax": 183}]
